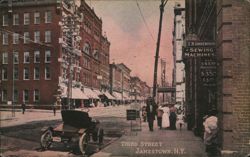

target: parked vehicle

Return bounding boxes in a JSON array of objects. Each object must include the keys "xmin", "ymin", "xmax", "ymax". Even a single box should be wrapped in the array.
[{"xmin": 40, "ymin": 109, "xmax": 104, "ymax": 155}]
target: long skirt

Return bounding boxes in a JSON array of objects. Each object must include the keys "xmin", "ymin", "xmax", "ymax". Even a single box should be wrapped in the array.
[{"xmin": 162, "ymin": 113, "xmax": 170, "ymax": 128}]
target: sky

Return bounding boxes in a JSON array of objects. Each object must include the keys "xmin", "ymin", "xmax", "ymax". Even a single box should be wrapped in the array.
[{"xmin": 85, "ymin": 0, "xmax": 184, "ymax": 87}]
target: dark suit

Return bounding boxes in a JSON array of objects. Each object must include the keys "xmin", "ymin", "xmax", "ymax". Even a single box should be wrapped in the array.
[{"xmin": 146, "ymin": 100, "xmax": 157, "ymax": 131}]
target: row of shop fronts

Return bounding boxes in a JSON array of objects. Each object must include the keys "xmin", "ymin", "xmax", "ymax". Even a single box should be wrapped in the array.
[{"xmin": 59, "ymin": 83, "xmax": 146, "ymax": 108}]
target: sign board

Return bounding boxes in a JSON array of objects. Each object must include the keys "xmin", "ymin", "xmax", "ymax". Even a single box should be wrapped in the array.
[
  {"xmin": 183, "ymin": 41, "xmax": 216, "ymax": 58},
  {"xmin": 186, "ymin": 41, "xmax": 215, "ymax": 47},
  {"xmin": 7, "ymin": 101, "xmax": 12, "ymax": 105},
  {"xmin": 200, "ymin": 58, "xmax": 217, "ymax": 87},
  {"xmin": 183, "ymin": 47, "xmax": 216, "ymax": 58},
  {"xmin": 126, "ymin": 109, "xmax": 137, "ymax": 120}
]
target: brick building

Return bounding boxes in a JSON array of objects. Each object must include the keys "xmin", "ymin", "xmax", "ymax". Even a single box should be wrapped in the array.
[
  {"xmin": 109, "ymin": 63, "xmax": 122, "ymax": 101},
  {"xmin": 116, "ymin": 63, "xmax": 131, "ymax": 101},
  {"xmin": 0, "ymin": 0, "xmax": 62, "ymax": 106},
  {"xmin": 0, "ymin": 0, "xmax": 111, "ymax": 107},
  {"xmin": 216, "ymin": 0, "xmax": 250, "ymax": 156},
  {"xmin": 184, "ymin": 0, "xmax": 250, "ymax": 156},
  {"xmin": 130, "ymin": 76, "xmax": 147, "ymax": 102}
]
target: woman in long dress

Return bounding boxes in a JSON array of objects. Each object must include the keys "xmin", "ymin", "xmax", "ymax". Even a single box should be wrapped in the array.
[{"xmin": 161, "ymin": 105, "xmax": 170, "ymax": 128}]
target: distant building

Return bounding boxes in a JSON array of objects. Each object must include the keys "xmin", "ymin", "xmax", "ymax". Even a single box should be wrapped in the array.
[
  {"xmin": 130, "ymin": 76, "xmax": 149, "ymax": 102},
  {"xmin": 109, "ymin": 63, "xmax": 122, "ymax": 102},
  {"xmin": 116, "ymin": 63, "xmax": 131, "ymax": 102}
]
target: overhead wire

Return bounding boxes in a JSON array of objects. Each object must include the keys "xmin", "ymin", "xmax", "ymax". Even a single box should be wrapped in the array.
[{"xmin": 135, "ymin": 0, "xmax": 155, "ymax": 42}]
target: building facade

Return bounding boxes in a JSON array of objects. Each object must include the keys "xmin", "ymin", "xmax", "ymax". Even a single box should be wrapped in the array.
[
  {"xmin": 0, "ymin": 0, "xmax": 62, "ymax": 106},
  {"xmin": 116, "ymin": 63, "xmax": 131, "ymax": 101},
  {"xmin": 109, "ymin": 63, "xmax": 122, "ymax": 101},
  {"xmin": 0, "ymin": 0, "xmax": 111, "ymax": 107},
  {"xmin": 184, "ymin": 0, "xmax": 250, "ymax": 156},
  {"xmin": 172, "ymin": 3, "xmax": 185, "ymax": 106}
]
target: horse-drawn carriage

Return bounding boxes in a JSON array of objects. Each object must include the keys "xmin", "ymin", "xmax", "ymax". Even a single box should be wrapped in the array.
[{"xmin": 40, "ymin": 110, "xmax": 104, "ymax": 154}]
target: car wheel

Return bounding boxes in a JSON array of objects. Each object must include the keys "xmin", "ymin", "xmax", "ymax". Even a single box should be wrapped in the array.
[
  {"xmin": 79, "ymin": 133, "xmax": 89, "ymax": 155},
  {"xmin": 40, "ymin": 130, "xmax": 53, "ymax": 150}
]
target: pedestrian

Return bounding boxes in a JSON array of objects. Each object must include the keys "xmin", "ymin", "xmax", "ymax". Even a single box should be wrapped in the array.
[
  {"xmin": 161, "ymin": 104, "xmax": 170, "ymax": 129},
  {"xmin": 157, "ymin": 105, "xmax": 164, "ymax": 129},
  {"xmin": 169, "ymin": 105, "xmax": 177, "ymax": 130},
  {"xmin": 146, "ymin": 97, "xmax": 157, "ymax": 131},
  {"xmin": 142, "ymin": 106, "xmax": 147, "ymax": 122},
  {"xmin": 177, "ymin": 113, "xmax": 185, "ymax": 130},
  {"xmin": 53, "ymin": 105, "xmax": 56, "ymax": 116},
  {"xmin": 21, "ymin": 102, "xmax": 26, "ymax": 114},
  {"xmin": 203, "ymin": 109, "xmax": 218, "ymax": 157}
]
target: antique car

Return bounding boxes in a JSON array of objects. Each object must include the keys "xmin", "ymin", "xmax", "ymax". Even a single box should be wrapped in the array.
[{"xmin": 40, "ymin": 109, "xmax": 104, "ymax": 154}]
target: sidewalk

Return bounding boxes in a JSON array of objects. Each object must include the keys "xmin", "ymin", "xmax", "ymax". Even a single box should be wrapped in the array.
[{"xmin": 92, "ymin": 121, "xmax": 208, "ymax": 157}]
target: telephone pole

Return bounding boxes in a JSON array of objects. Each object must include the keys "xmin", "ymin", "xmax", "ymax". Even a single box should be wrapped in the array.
[{"xmin": 152, "ymin": 0, "xmax": 168, "ymax": 100}]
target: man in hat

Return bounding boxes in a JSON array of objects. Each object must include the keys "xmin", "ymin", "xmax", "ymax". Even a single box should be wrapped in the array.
[{"xmin": 146, "ymin": 97, "xmax": 157, "ymax": 131}]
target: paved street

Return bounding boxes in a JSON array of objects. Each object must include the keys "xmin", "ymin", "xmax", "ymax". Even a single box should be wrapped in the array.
[{"xmin": 0, "ymin": 104, "xmax": 208, "ymax": 157}]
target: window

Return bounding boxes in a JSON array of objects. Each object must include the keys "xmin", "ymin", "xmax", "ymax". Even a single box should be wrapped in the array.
[
  {"xmin": 2, "ymin": 15, "xmax": 8, "ymax": 26},
  {"xmin": 83, "ymin": 42, "xmax": 91, "ymax": 55},
  {"xmin": 33, "ymin": 89, "xmax": 40, "ymax": 102},
  {"xmin": 2, "ymin": 90, "xmax": 7, "ymax": 102},
  {"xmin": 23, "ymin": 67, "xmax": 29, "ymax": 80},
  {"xmin": 13, "ymin": 14, "xmax": 19, "ymax": 25},
  {"xmin": 14, "ymin": 67, "xmax": 18, "ymax": 80},
  {"xmin": 24, "ymin": 13, "xmax": 30, "ymax": 25},
  {"xmin": 34, "ymin": 12, "xmax": 40, "ymax": 24},
  {"xmin": 45, "ymin": 66, "xmax": 51, "ymax": 80},
  {"xmin": 45, "ymin": 31, "xmax": 51, "ymax": 43},
  {"xmin": 24, "ymin": 32, "xmax": 29, "ymax": 44},
  {"xmin": 23, "ymin": 90, "xmax": 29, "ymax": 103},
  {"xmin": 13, "ymin": 90, "xmax": 18, "ymax": 102},
  {"xmin": 3, "ymin": 33, "xmax": 8, "ymax": 45},
  {"xmin": 45, "ymin": 11, "xmax": 52, "ymax": 23},
  {"xmin": 2, "ymin": 68, "xmax": 8, "ymax": 80},
  {"xmin": 34, "ymin": 31, "xmax": 40, "ymax": 43},
  {"xmin": 24, "ymin": 52, "xmax": 30, "ymax": 63},
  {"xmin": 2, "ymin": 52, "xmax": 8, "ymax": 64},
  {"xmin": 13, "ymin": 33, "xmax": 19, "ymax": 44},
  {"xmin": 34, "ymin": 51, "xmax": 40, "ymax": 63},
  {"xmin": 45, "ymin": 50, "xmax": 51, "ymax": 63},
  {"xmin": 13, "ymin": 52, "xmax": 19, "ymax": 64},
  {"xmin": 34, "ymin": 67, "xmax": 40, "ymax": 80}
]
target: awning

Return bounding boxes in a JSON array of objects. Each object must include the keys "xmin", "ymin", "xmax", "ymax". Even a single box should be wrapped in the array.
[
  {"xmin": 61, "ymin": 86, "xmax": 88, "ymax": 99},
  {"xmin": 83, "ymin": 88, "xmax": 99, "ymax": 99},
  {"xmin": 123, "ymin": 92, "xmax": 130, "ymax": 100},
  {"xmin": 72, "ymin": 88, "xmax": 88, "ymax": 99},
  {"xmin": 93, "ymin": 89, "xmax": 103, "ymax": 96},
  {"xmin": 113, "ymin": 92, "xmax": 122, "ymax": 100},
  {"xmin": 103, "ymin": 91, "xmax": 116, "ymax": 100}
]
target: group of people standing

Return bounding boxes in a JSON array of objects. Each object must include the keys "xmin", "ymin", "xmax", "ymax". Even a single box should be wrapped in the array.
[
  {"xmin": 143, "ymin": 97, "xmax": 182, "ymax": 131},
  {"xmin": 157, "ymin": 104, "xmax": 178, "ymax": 130}
]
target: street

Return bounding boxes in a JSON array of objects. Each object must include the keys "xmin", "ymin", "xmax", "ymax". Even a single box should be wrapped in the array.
[
  {"xmin": 0, "ymin": 105, "xmax": 132, "ymax": 157},
  {"xmin": 0, "ymin": 104, "xmax": 208, "ymax": 157}
]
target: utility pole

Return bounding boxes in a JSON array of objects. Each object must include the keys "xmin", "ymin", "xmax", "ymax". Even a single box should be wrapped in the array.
[
  {"xmin": 59, "ymin": 2, "xmax": 81, "ymax": 110},
  {"xmin": 152, "ymin": 0, "xmax": 168, "ymax": 100}
]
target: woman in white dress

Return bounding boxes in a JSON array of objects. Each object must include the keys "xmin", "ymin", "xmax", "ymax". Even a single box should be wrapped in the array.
[{"xmin": 161, "ymin": 105, "xmax": 170, "ymax": 128}]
